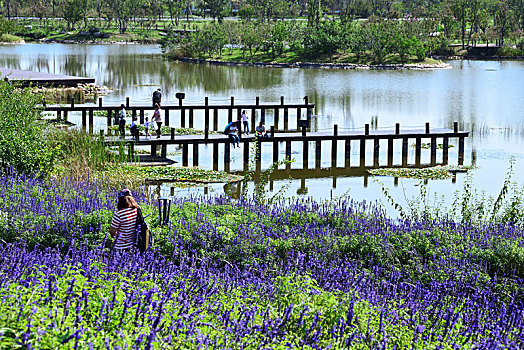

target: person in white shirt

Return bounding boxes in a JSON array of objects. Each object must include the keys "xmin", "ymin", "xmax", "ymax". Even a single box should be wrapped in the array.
[
  {"xmin": 241, "ymin": 110, "xmax": 249, "ymax": 135},
  {"xmin": 118, "ymin": 104, "xmax": 126, "ymax": 137}
]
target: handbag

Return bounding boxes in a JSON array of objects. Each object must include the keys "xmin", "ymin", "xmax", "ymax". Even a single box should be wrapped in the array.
[{"xmin": 136, "ymin": 207, "xmax": 153, "ymax": 252}]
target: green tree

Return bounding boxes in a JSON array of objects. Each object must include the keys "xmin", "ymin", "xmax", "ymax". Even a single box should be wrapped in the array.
[
  {"xmin": 204, "ymin": 0, "xmax": 230, "ymax": 22},
  {"xmin": 61, "ymin": 0, "xmax": 88, "ymax": 30}
]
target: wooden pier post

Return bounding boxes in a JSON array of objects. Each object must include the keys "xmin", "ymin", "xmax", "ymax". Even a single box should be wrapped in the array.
[
  {"xmin": 224, "ymin": 142, "xmax": 231, "ymax": 165},
  {"xmin": 193, "ymin": 144, "xmax": 199, "ymax": 166},
  {"xmin": 261, "ymin": 108, "xmax": 266, "ymax": 124},
  {"xmin": 373, "ymin": 138, "xmax": 380, "ymax": 167},
  {"xmin": 89, "ymin": 109, "xmax": 93, "ymax": 128},
  {"xmin": 365, "ymin": 123, "xmax": 370, "ymax": 135},
  {"xmin": 442, "ymin": 137, "xmax": 449, "ymax": 164},
  {"xmin": 98, "ymin": 97, "xmax": 102, "ymax": 107},
  {"xmin": 415, "ymin": 138, "xmax": 422, "ymax": 166},
  {"xmin": 126, "ymin": 97, "xmax": 130, "ymax": 108},
  {"xmin": 332, "ymin": 125, "xmax": 338, "ymax": 168},
  {"xmin": 430, "ymin": 137, "xmax": 437, "ymax": 165},
  {"xmin": 285, "ymin": 141, "xmax": 291, "ymax": 169},
  {"xmin": 282, "ymin": 97, "xmax": 288, "ymax": 130},
  {"xmin": 63, "ymin": 110, "xmax": 68, "ymax": 122},
  {"xmin": 204, "ymin": 97, "xmax": 209, "ymax": 130},
  {"xmin": 243, "ymin": 140, "xmax": 249, "ymax": 170},
  {"xmin": 305, "ymin": 96, "xmax": 311, "ymax": 130},
  {"xmin": 165, "ymin": 109, "xmax": 170, "ymax": 126},
  {"xmin": 273, "ymin": 138, "xmax": 278, "ymax": 164},
  {"xmin": 345, "ymin": 139, "xmax": 351, "ymax": 168},
  {"xmin": 213, "ymin": 143, "xmax": 219, "ymax": 170},
  {"xmin": 256, "ymin": 140, "xmax": 262, "ymax": 171},
  {"xmin": 140, "ymin": 109, "xmax": 144, "ymax": 124},
  {"xmin": 189, "ymin": 109, "xmax": 194, "ymax": 129},
  {"xmin": 204, "ymin": 127, "xmax": 209, "ymax": 140},
  {"xmin": 161, "ymin": 144, "xmax": 167, "ymax": 158},
  {"xmin": 359, "ymin": 139, "xmax": 366, "ymax": 167},
  {"xmin": 107, "ymin": 109, "xmax": 112, "ymax": 127},
  {"xmin": 303, "ymin": 140, "xmax": 308, "ymax": 169},
  {"xmin": 170, "ymin": 128, "xmax": 175, "ymax": 140},
  {"xmin": 150, "ymin": 144, "xmax": 157, "ymax": 157},
  {"xmin": 182, "ymin": 144, "xmax": 189, "ymax": 166},
  {"xmin": 387, "ymin": 138, "xmax": 393, "ymax": 167},
  {"xmin": 458, "ymin": 136, "xmax": 465, "ymax": 165},
  {"xmin": 213, "ymin": 109, "xmax": 218, "ymax": 131},
  {"xmin": 425, "ymin": 122, "xmax": 430, "ymax": 134},
  {"xmin": 315, "ymin": 140, "xmax": 321, "ymax": 168},
  {"xmin": 274, "ymin": 108, "xmax": 280, "ymax": 129},
  {"xmin": 402, "ymin": 137, "xmax": 408, "ymax": 166},
  {"xmin": 181, "ymin": 107, "xmax": 186, "ymax": 128},
  {"xmin": 82, "ymin": 110, "xmax": 87, "ymax": 130},
  {"xmin": 228, "ymin": 97, "xmax": 234, "ymax": 123},
  {"xmin": 296, "ymin": 107, "xmax": 301, "ymax": 130}
]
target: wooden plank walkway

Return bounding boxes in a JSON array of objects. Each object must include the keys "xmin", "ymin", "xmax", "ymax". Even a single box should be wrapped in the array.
[
  {"xmin": 105, "ymin": 122, "xmax": 469, "ymax": 170},
  {"xmin": 1, "ymin": 68, "xmax": 95, "ymax": 87}
]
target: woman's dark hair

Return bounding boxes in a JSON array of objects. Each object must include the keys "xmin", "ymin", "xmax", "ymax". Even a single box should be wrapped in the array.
[
  {"xmin": 121, "ymin": 104, "xmax": 125, "ymax": 108},
  {"xmin": 117, "ymin": 196, "xmax": 139, "ymax": 210}
]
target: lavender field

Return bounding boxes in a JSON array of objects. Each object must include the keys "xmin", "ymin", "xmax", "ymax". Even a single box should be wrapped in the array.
[{"xmin": 0, "ymin": 173, "xmax": 523, "ymax": 349}]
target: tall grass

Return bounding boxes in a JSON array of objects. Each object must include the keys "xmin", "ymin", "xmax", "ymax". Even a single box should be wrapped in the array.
[
  {"xmin": 379, "ymin": 158, "xmax": 524, "ymax": 226},
  {"xmin": 48, "ymin": 128, "xmax": 142, "ymax": 189}
]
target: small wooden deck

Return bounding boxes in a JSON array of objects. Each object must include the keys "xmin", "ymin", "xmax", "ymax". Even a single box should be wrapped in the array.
[{"xmin": 1, "ymin": 68, "xmax": 95, "ymax": 87}]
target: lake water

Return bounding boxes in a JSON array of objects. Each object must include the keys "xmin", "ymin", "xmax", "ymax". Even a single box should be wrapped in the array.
[{"xmin": 1, "ymin": 43, "xmax": 524, "ymax": 210}]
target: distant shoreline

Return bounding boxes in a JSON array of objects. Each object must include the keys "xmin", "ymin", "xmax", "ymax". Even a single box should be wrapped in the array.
[{"xmin": 172, "ymin": 57, "xmax": 453, "ymax": 70}]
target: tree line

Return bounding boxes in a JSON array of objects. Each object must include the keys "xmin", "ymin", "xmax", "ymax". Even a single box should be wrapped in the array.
[
  {"xmin": 1, "ymin": 0, "xmax": 523, "ymax": 49},
  {"xmin": 163, "ymin": 19, "xmax": 444, "ymax": 63}
]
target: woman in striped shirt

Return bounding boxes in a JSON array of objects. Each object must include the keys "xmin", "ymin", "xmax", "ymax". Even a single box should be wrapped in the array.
[{"xmin": 110, "ymin": 189, "xmax": 139, "ymax": 250}]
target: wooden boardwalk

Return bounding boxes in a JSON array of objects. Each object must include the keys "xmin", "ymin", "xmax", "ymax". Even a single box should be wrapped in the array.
[
  {"xmin": 44, "ymin": 96, "xmax": 314, "ymax": 132},
  {"xmin": 106, "ymin": 122, "xmax": 469, "ymax": 171},
  {"xmin": 1, "ymin": 68, "xmax": 95, "ymax": 87}
]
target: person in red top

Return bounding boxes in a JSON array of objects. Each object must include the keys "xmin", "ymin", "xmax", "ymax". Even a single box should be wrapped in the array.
[{"xmin": 110, "ymin": 189, "xmax": 139, "ymax": 250}]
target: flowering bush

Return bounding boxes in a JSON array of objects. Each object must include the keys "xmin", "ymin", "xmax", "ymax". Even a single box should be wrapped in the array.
[{"xmin": 0, "ymin": 173, "xmax": 522, "ymax": 348}]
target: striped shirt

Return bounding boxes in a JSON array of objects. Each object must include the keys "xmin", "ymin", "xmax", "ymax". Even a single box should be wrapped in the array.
[{"xmin": 110, "ymin": 208, "xmax": 138, "ymax": 250}]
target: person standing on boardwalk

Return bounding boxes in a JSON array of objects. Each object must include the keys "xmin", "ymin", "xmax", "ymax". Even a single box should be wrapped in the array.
[
  {"xmin": 241, "ymin": 110, "xmax": 249, "ymax": 135},
  {"xmin": 110, "ymin": 189, "xmax": 139, "ymax": 251},
  {"xmin": 152, "ymin": 88, "xmax": 162, "ymax": 107},
  {"xmin": 118, "ymin": 104, "xmax": 126, "ymax": 137},
  {"xmin": 152, "ymin": 103, "xmax": 162, "ymax": 139}
]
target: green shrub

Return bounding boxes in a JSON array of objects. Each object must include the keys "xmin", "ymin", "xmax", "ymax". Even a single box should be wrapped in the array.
[{"xmin": 0, "ymin": 81, "xmax": 60, "ymax": 178}]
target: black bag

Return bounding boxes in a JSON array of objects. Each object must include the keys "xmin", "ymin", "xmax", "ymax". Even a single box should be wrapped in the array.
[{"xmin": 136, "ymin": 208, "xmax": 152, "ymax": 252}]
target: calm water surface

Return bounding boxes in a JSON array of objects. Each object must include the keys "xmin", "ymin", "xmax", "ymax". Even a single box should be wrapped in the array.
[{"xmin": 1, "ymin": 43, "xmax": 524, "ymax": 209}]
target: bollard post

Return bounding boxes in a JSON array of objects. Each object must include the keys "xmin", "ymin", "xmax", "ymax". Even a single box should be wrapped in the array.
[{"xmin": 158, "ymin": 197, "xmax": 172, "ymax": 226}]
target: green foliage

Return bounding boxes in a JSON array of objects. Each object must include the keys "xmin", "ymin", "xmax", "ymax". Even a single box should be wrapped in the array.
[
  {"xmin": 0, "ymin": 17, "xmax": 17, "ymax": 35},
  {"xmin": 0, "ymin": 82, "xmax": 59, "ymax": 178}
]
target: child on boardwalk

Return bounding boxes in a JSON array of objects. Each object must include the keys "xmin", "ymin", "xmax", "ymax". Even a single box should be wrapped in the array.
[
  {"xmin": 144, "ymin": 117, "xmax": 151, "ymax": 138},
  {"xmin": 130, "ymin": 116, "xmax": 139, "ymax": 141}
]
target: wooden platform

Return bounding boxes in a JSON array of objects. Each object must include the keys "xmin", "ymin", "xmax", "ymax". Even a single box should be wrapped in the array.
[
  {"xmin": 1, "ymin": 68, "xmax": 95, "ymax": 87},
  {"xmin": 104, "ymin": 122, "xmax": 469, "ymax": 171}
]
